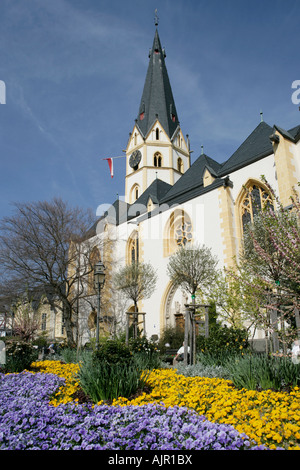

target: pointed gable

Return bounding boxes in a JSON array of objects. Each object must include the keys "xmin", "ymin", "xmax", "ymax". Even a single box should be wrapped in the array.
[{"xmin": 136, "ymin": 28, "xmax": 179, "ymax": 140}]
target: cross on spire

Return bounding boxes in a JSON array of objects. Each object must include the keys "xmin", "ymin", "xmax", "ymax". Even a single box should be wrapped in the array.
[{"xmin": 154, "ymin": 9, "xmax": 159, "ymax": 27}]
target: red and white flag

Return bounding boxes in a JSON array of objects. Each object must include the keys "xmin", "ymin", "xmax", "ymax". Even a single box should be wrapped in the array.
[{"xmin": 103, "ymin": 158, "xmax": 114, "ymax": 178}]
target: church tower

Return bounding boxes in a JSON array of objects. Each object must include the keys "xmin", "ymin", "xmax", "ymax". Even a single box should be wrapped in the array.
[{"xmin": 125, "ymin": 27, "xmax": 190, "ymax": 204}]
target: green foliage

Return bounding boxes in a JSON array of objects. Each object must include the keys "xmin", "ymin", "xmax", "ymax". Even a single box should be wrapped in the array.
[
  {"xmin": 224, "ymin": 353, "xmax": 300, "ymax": 391},
  {"xmin": 175, "ymin": 362, "xmax": 230, "ymax": 380},
  {"xmin": 77, "ymin": 357, "xmax": 150, "ymax": 403},
  {"xmin": 128, "ymin": 336, "xmax": 162, "ymax": 370},
  {"xmin": 4, "ymin": 340, "xmax": 38, "ymax": 373},
  {"xmin": 128, "ymin": 336, "xmax": 157, "ymax": 354},
  {"xmin": 196, "ymin": 324, "xmax": 249, "ymax": 355},
  {"xmin": 93, "ymin": 339, "xmax": 133, "ymax": 365},
  {"xmin": 77, "ymin": 336, "xmax": 163, "ymax": 402},
  {"xmin": 157, "ymin": 326, "xmax": 184, "ymax": 353},
  {"xmin": 58, "ymin": 347, "xmax": 92, "ymax": 364},
  {"xmin": 196, "ymin": 350, "xmax": 241, "ymax": 368}
]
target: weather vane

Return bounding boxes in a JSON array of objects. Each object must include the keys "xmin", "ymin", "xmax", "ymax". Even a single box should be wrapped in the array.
[{"xmin": 154, "ymin": 9, "xmax": 159, "ymax": 27}]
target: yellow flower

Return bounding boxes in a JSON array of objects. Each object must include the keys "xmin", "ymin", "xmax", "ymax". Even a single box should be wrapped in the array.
[{"xmin": 31, "ymin": 361, "xmax": 300, "ymax": 450}]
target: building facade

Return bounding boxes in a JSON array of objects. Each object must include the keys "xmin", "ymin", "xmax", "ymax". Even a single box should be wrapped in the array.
[{"xmin": 77, "ymin": 26, "xmax": 300, "ymax": 345}]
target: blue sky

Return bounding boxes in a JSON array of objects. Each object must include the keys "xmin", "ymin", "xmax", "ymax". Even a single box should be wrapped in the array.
[{"xmin": 0, "ymin": 0, "xmax": 299, "ymax": 221}]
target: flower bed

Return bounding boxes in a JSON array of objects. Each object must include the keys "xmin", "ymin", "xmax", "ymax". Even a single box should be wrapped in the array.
[
  {"xmin": 1, "ymin": 361, "xmax": 299, "ymax": 450},
  {"xmin": 31, "ymin": 360, "xmax": 80, "ymax": 406},
  {"xmin": 0, "ymin": 371, "xmax": 262, "ymax": 450},
  {"xmin": 112, "ymin": 368, "xmax": 300, "ymax": 450}
]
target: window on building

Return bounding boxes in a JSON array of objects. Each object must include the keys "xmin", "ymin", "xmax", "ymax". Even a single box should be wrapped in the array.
[
  {"xmin": 130, "ymin": 184, "xmax": 140, "ymax": 203},
  {"xmin": 164, "ymin": 209, "xmax": 193, "ymax": 256},
  {"xmin": 41, "ymin": 313, "xmax": 47, "ymax": 331},
  {"xmin": 177, "ymin": 157, "xmax": 183, "ymax": 173},
  {"xmin": 240, "ymin": 183, "xmax": 274, "ymax": 233},
  {"xmin": 175, "ymin": 220, "xmax": 193, "ymax": 247},
  {"xmin": 127, "ymin": 231, "xmax": 139, "ymax": 264},
  {"xmin": 89, "ymin": 247, "xmax": 101, "ymax": 294},
  {"xmin": 156, "ymin": 128, "xmax": 159, "ymax": 140},
  {"xmin": 154, "ymin": 152, "xmax": 162, "ymax": 167}
]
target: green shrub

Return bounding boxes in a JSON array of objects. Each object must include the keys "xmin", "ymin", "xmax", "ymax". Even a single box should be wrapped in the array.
[
  {"xmin": 196, "ymin": 350, "xmax": 241, "ymax": 367},
  {"xmin": 4, "ymin": 340, "xmax": 38, "ymax": 373},
  {"xmin": 196, "ymin": 324, "xmax": 249, "ymax": 355},
  {"xmin": 224, "ymin": 353, "xmax": 300, "ymax": 391},
  {"xmin": 93, "ymin": 339, "xmax": 133, "ymax": 365},
  {"xmin": 128, "ymin": 336, "xmax": 161, "ymax": 369},
  {"xmin": 77, "ymin": 356, "xmax": 150, "ymax": 402},
  {"xmin": 58, "ymin": 347, "xmax": 92, "ymax": 364},
  {"xmin": 157, "ymin": 326, "xmax": 184, "ymax": 354}
]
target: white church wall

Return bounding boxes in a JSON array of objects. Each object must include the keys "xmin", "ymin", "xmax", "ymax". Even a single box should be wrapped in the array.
[
  {"xmin": 228, "ymin": 153, "xmax": 278, "ymax": 201},
  {"xmin": 127, "ymin": 189, "xmax": 225, "ymax": 338}
]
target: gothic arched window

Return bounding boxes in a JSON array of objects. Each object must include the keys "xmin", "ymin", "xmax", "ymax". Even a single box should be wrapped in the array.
[
  {"xmin": 177, "ymin": 157, "xmax": 183, "ymax": 173},
  {"xmin": 163, "ymin": 209, "xmax": 193, "ymax": 256},
  {"xmin": 127, "ymin": 231, "xmax": 139, "ymax": 264},
  {"xmin": 240, "ymin": 182, "xmax": 274, "ymax": 233},
  {"xmin": 154, "ymin": 152, "xmax": 162, "ymax": 167},
  {"xmin": 88, "ymin": 247, "xmax": 101, "ymax": 294},
  {"xmin": 130, "ymin": 184, "xmax": 140, "ymax": 203}
]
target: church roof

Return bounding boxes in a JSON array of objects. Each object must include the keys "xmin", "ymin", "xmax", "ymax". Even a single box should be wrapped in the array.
[
  {"xmin": 160, "ymin": 154, "xmax": 223, "ymax": 206},
  {"xmin": 88, "ymin": 117, "xmax": 300, "ymax": 233},
  {"xmin": 218, "ymin": 121, "xmax": 274, "ymax": 176},
  {"xmin": 128, "ymin": 178, "xmax": 172, "ymax": 220},
  {"xmin": 135, "ymin": 29, "xmax": 179, "ymax": 139},
  {"xmin": 136, "ymin": 178, "xmax": 172, "ymax": 206},
  {"xmin": 274, "ymin": 124, "xmax": 300, "ymax": 143}
]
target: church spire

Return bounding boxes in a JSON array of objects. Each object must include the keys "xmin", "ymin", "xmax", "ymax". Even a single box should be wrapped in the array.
[{"xmin": 136, "ymin": 27, "xmax": 179, "ymax": 139}]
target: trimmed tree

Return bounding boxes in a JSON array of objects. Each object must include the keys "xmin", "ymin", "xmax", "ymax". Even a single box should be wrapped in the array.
[{"xmin": 114, "ymin": 261, "xmax": 157, "ymax": 338}]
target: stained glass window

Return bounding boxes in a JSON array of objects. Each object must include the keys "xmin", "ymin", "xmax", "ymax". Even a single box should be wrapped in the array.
[
  {"xmin": 175, "ymin": 221, "xmax": 193, "ymax": 247},
  {"xmin": 241, "ymin": 183, "xmax": 274, "ymax": 232}
]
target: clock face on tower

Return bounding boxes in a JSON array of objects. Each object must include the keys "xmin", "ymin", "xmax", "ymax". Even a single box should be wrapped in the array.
[{"xmin": 129, "ymin": 150, "xmax": 142, "ymax": 169}]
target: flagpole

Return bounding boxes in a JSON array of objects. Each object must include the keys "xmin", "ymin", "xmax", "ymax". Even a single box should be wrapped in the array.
[
  {"xmin": 101, "ymin": 156, "xmax": 126, "ymax": 160},
  {"xmin": 102, "ymin": 155, "xmax": 126, "ymax": 178}
]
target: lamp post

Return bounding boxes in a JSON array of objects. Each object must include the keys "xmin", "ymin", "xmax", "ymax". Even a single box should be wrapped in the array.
[{"xmin": 94, "ymin": 260, "xmax": 106, "ymax": 349}]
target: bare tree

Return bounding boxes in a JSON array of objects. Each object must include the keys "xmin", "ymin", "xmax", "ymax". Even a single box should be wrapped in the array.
[
  {"xmin": 167, "ymin": 243, "xmax": 218, "ymax": 298},
  {"xmin": 114, "ymin": 262, "xmax": 157, "ymax": 313},
  {"xmin": 0, "ymin": 198, "xmax": 99, "ymax": 345}
]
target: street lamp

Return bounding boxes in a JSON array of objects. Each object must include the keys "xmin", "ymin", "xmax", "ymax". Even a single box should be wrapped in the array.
[{"xmin": 94, "ymin": 260, "xmax": 106, "ymax": 349}]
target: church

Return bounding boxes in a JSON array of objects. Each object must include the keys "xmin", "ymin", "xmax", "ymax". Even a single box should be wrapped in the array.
[{"xmin": 79, "ymin": 24, "xmax": 300, "ymax": 345}]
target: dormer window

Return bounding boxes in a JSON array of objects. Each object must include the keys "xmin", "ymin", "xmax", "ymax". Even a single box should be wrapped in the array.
[
  {"xmin": 147, "ymin": 198, "xmax": 154, "ymax": 212},
  {"xmin": 156, "ymin": 128, "xmax": 159, "ymax": 140}
]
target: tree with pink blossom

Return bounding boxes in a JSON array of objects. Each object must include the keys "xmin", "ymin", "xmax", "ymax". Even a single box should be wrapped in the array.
[{"xmin": 227, "ymin": 178, "xmax": 300, "ymax": 352}]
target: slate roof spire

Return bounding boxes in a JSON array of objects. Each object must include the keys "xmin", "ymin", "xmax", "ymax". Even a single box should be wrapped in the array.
[{"xmin": 136, "ymin": 27, "xmax": 179, "ymax": 139}]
